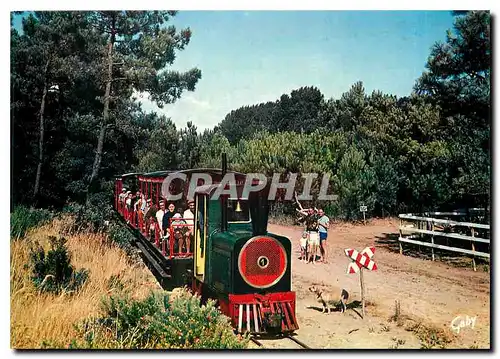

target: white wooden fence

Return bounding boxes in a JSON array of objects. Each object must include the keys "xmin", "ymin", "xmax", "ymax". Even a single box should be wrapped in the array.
[{"xmin": 398, "ymin": 212, "xmax": 490, "ymax": 271}]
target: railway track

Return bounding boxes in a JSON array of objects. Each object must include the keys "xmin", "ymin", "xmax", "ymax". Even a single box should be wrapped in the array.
[{"xmin": 250, "ymin": 334, "xmax": 312, "ymax": 349}]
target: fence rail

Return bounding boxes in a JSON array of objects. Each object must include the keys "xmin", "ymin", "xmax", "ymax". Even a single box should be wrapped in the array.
[
  {"xmin": 398, "ymin": 213, "xmax": 490, "ymax": 270},
  {"xmin": 399, "ymin": 214, "xmax": 490, "ymax": 230}
]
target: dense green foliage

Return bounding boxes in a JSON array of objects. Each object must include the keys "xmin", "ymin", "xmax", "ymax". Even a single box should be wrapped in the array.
[
  {"xmin": 11, "ymin": 11, "xmax": 490, "ymax": 220},
  {"xmin": 71, "ymin": 289, "xmax": 249, "ymax": 349},
  {"xmin": 10, "ymin": 206, "xmax": 53, "ymax": 239}
]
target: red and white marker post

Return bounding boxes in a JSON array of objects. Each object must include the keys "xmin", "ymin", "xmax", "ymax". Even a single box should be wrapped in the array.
[{"xmin": 345, "ymin": 246, "xmax": 377, "ymax": 319}]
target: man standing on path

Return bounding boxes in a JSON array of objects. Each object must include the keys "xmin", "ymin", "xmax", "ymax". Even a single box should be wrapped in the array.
[{"xmin": 318, "ymin": 208, "xmax": 330, "ymax": 264}]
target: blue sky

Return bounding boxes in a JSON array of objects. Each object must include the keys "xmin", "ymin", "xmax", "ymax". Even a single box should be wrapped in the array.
[
  {"xmin": 12, "ymin": 10, "xmax": 456, "ymax": 131},
  {"xmin": 147, "ymin": 10, "xmax": 456, "ymax": 131}
]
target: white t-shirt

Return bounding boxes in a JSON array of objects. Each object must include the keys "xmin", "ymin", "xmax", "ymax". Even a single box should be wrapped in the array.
[
  {"xmin": 318, "ymin": 215, "xmax": 329, "ymax": 233},
  {"xmin": 156, "ymin": 209, "xmax": 165, "ymax": 229},
  {"xmin": 183, "ymin": 209, "xmax": 194, "ymax": 226}
]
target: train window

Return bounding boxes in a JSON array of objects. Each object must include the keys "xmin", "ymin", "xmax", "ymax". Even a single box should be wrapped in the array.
[{"xmin": 227, "ymin": 199, "xmax": 250, "ymax": 223}]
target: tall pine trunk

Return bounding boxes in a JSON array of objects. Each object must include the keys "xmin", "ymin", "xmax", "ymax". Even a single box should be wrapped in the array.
[
  {"xmin": 88, "ymin": 25, "xmax": 115, "ymax": 193},
  {"xmin": 33, "ymin": 57, "xmax": 51, "ymax": 203}
]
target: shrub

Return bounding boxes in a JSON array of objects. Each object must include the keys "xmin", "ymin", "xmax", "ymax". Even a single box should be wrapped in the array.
[
  {"xmin": 72, "ymin": 288, "xmax": 249, "ymax": 349},
  {"xmin": 62, "ymin": 192, "xmax": 115, "ymax": 233},
  {"xmin": 11, "ymin": 206, "xmax": 53, "ymax": 240},
  {"xmin": 62, "ymin": 193, "xmax": 135, "ymax": 252},
  {"xmin": 107, "ymin": 223, "xmax": 135, "ymax": 251},
  {"xmin": 30, "ymin": 235, "xmax": 89, "ymax": 294}
]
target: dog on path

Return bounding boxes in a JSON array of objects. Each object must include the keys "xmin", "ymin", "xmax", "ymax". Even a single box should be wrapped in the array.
[{"xmin": 308, "ymin": 285, "xmax": 349, "ymax": 314}]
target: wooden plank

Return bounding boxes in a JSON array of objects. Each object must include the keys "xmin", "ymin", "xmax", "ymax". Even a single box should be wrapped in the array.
[
  {"xmin": 431, "ymin": 222, "xmax": 435, "ymax": 261},
  {"xmin": 399, "ymin": 226, "xmax": 490, "ymax": 244},
  {"xmin": 398, "ymin": 236, "xmax": 490, "ymax": 258},
  {"xmin": 398, "ymin": 214, "xmax": 490, "ymax": 230},
  {"xmin": 471, "ymin": 228, "xmax": 477, "ymax": 272},
  {"xmin": 422, "ymin": 209, "xmax": 485, "ymax": 216},
  {"xmin": 399, "ymin": 218, "xmax": 403, "ymax": 255}
]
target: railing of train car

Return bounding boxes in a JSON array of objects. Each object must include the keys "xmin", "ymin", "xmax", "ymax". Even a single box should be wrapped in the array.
[{"xmin": 117, "ymin": 199, "xmax": 194, "ymax": 259}]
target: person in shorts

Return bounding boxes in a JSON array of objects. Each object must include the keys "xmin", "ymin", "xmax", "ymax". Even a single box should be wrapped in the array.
[{"xmin": 317, "ymin": 208, "xmax": 330, "ymax": 263}]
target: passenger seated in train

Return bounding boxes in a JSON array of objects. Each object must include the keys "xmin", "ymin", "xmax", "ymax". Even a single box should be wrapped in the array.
[
  {"xmin": 171, "ymin": 213, "xmax": 187, "ymax": 253},
  {"xmin": 183, "ymin": 201, "xmax": 195, "ymax": 253},
  {"xmin": 162, "ymin": 202, "xmax": 176, "ymax": 239},
  {"xmin": 125, "ymin": 191, "xmax": 134, "ymax": 224},
  {"xmin": 136, "ymin": 191, "xmax": 146, "ymax": 231},
  {"xmin": 119, "ymin": 188, "xmax": 127, "ymax": 212},
  {"xmin": 144, "ymin": 198, "xmax": 157, "ymax": 241},
  {"xmin": 156, "ymin": 201, "xmax": 166, "ymax": 237}
]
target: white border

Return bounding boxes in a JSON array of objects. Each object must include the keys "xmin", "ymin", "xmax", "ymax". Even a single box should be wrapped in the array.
[{"xmin": 3, "ymin": 2, "xmax": 497, "ymax": 357}]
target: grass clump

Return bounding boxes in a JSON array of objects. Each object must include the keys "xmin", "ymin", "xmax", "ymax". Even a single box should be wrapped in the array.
[
  {"xmin": 388, "ymin": 300, "xmax": 452, "ymax": 349},
  {"xmin": 11, "ymin": 205, "xmax": 53, "ymax": 240}
]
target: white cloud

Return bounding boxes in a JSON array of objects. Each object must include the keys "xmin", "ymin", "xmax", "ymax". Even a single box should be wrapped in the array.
[
  {"xmin": 133, "ymin": 90, "xmax": 219, "ymax": 131},
  {"xmin": 183, "ymin": 95, "xmax": 212, "ymax": 110}
]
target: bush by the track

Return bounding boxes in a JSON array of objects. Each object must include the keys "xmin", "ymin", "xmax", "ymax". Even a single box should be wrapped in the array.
[{"xmin": 70, "ymin": 287, "xmax": 250, "ymax": 349}]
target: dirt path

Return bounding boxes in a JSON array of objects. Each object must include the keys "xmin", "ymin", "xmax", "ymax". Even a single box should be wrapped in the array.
[{"xmin": 267, "ymin": 219, "xmax": 490, "ymax": 349}]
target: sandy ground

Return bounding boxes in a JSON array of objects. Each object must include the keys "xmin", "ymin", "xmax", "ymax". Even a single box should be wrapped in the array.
[{"xmin": 256, "ymin": 219, "xmax": 490, "ymax": 349}]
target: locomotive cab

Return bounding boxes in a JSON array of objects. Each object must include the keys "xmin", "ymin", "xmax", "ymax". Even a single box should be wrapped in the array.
[{"xmin": 192, "ymin": 182, "xmax": 298, "ymax": 334}]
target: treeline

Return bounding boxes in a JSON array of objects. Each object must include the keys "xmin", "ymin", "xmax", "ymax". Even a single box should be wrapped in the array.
[
  {"xmin": 11, "ymin": 11, "xmax": 202, "ymax": 208},
  {"xmin": 11, "ymin": 11, "xmax": 490, "ymax": 220},
  {"xmin": 200, "ymin": 11, "xmax": 490, "ymax": 219}
]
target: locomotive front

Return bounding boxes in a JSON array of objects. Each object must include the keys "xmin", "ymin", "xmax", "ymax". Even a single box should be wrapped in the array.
[{"xmin": 229, "ymin": 233, "xmax": 298, "ymax": 334}]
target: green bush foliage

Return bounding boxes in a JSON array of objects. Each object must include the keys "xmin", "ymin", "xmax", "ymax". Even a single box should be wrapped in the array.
[
  {"xmin": 72, "ymin": 289, "xmax": 249, "ymax": 349},
  {"xmin": 62, "ymin": 192, "xmax": 135, "ymax": 252},
  {"xmin": 10, "ymin": 206, "xmax": 53, "ymax": 240},
  {"xmin": 30, "ymin": 236, "xmax": 89, "ymax": 294}
]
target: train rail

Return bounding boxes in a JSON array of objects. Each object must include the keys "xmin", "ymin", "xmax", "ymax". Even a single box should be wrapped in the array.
[{"xmin": 250, "ymin": 334, "xmax": 311, "ymax": 349}]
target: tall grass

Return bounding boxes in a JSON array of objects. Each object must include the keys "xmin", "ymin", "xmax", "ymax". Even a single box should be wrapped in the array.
[{"xmin": 10, "ymin": 217, "xmax": 159, "ymax": 349}]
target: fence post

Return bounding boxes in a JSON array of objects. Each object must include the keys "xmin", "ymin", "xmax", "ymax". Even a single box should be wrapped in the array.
[
  {"xmin": 417, "ymin": 220, "xmax": 421, "ymax": 253},
  {"xmin": 431, "ymin": 221, "xmax": 435, "ymax": 261},
  {"xmin": 471, "ymin": 227, "xmax": 476, "ymax": 272},
  {"xmin": 399, "ymin": 217, "xmax": 403, "ymax": 255}
]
